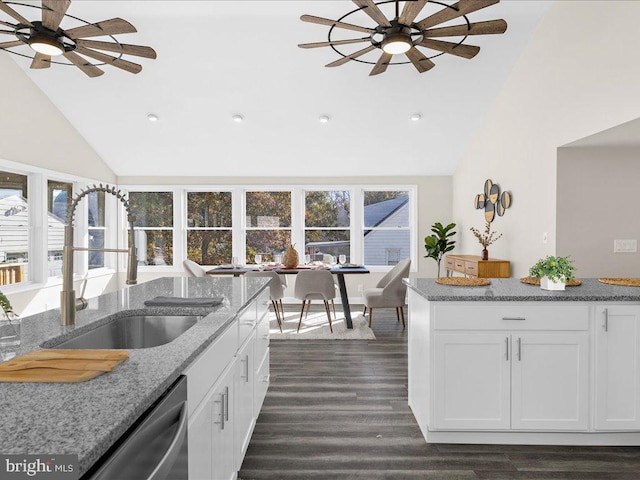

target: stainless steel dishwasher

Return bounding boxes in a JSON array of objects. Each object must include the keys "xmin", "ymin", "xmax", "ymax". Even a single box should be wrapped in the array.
[{"xmin": 83, "ymin": 376, "xmax": 188, "ymax": 480}]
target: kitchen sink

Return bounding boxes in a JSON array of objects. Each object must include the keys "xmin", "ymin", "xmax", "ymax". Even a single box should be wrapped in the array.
[{"xmin": 51, "ymin": 315, "xmax": 200, "ymax": 350}]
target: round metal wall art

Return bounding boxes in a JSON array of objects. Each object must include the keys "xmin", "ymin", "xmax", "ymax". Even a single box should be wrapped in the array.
[{"xmin": 475, "ymin": 179, "xmax": 512, "ymax": 222}]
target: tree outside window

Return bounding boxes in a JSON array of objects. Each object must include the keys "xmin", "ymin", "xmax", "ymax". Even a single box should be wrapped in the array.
[
  {"xmin": 186, "ymin": 192, "xmax": 232, "ymax": 265},
  {"xmin": 305, "ymin": 191, "xmax": 351, "ymax": 262},
  {"xmin": 129, "ymin": 192, "xmax": 173, "ymax": 266},
  {"xmin": 245, "ymin": 191, "xmax": 291, "ymax": 263}
]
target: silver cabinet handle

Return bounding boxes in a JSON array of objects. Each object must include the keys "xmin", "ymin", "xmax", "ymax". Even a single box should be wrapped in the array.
[
  {"xmin": 214, "ymin": 393, "xmax": 225, "ymax": 430},
  {"xmin": 223, "ymin": 386, "xmax": 229, "ymax": 422},
  {"xmin": 517, "ymin": 337, "xmax": 522, "ymax": 361},
  {"xmin": 505, "ymin": 336, "xmax": 509, "ymax": 361},
  {"xmin": 241, "ymin": 354, "xmax": 250, "ymax": 382},
  {"xmin": 502, "ymin": 317, "xmax": 526, "ymax": 321},
  {"xmin": 603, "ymin": 308, "xmax": 608, "ymax": 332}
]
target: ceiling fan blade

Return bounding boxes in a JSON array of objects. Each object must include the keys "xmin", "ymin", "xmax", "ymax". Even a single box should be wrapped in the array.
[
  {"xmin": 399, "ymin": 0, "xmax": 428, "ymax": 25},
  {"xmin": 301, "ymin": 15, "xmax": 374, "ymax": 34},
  {"xmin": 64, "ymin": 18, "xmax": 137, "ymax": 39},
  {"xmin": 63, "ymin": 50, "xmax": 104, "ymax": 77},
  {"xmin": 30, "ymin": 52, "xmax": 50, "ymax": 69},
  {"xmin": 42, "ymin": 0, "xmax": 70, "ymax": 31},
  {"xmin": 299, "ymin": 37, "xmax": 370, "ymax": 49},
  {"xmin": 405, "ymin": 47, "xmax": 435, "ymax": 73},
  {"xmin": 0, "ymin": 2, "xmax": 32, "ymax": 27},
  {"xmin": 369, "ymin": 51, "xmax": 393, "ymax": 76},
  {"xmin": 75, "ymin": 45, "xmax": 142, "ymax": 74},
  {"xmin": 422, "ymin": 19, "xmax": 507, "ymax": 38},
  {"xmin": 326, "ymin": 44, "xmax": 376, "ymax": 67},
  {"xmin": 0, "ymin": 19, "xmax": 15, "ymax": 28},
  {"xmin": 352, "ymin": 0, "xmax": 391, "ymax": 27},
  {"xmin": 419, "ymin": 38, "xmax": 480, "ymax": 59},
  {"xmin": 416, "ymin": 0, "xmax": 499, "ymax": 30},
  {"xmin": 0, "ymin": 40, "xmax": 23, "ymax": 48},
  {"xmin": 75, "ymin": 39, "xmax": 157, "ymax": 59}
]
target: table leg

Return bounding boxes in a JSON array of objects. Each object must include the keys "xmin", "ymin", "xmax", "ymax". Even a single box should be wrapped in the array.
[{"xmin": 336, "ymin": 273, "xmax": 353, "ymax": 329}]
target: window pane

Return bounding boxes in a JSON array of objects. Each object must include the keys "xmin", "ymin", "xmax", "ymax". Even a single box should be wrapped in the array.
[
  {"xmin": 88, "ymin": 229, "xmax": 104, "ymax": 269},
  {"xmin": 187, "ymin": 192, "xmax": 232, "ymax": 228},
  {"xmin": 364, "ymin": 230, "xmax": 410, "ymax": 266},
  {"xmin": 131, "ymin": 230, "xmax": 173, "ymax": 266},
  {"xmin": 364, "ymin": 191, "xmax": 409, "ymax": 228},
  {"xmin": 305, "ymin": 191, "xmax": 350, "ymax": 227},
  {"xmin": 47, "ymin": 180, "xmax": 71, "ymax": 278},
  {"xmin": 246, "ymin": 192, "xmax": 291, "ymax": 227},
  {"xmin": 0, "ymin": 171, "xmax": 28, "ymax": 285},
  {"xmin": 88, "ymin": 191, "xmax": 105, "ymax": 227},
  {"xmin": 305, "ymin": 230, "xmax": 350, "ymax": 262},
  {"xmin": 187, "ymin": 231, "xmax": 232, "ymax": 265},
  {"xmin": 130, "ymin": 192, "xmax": 173, "ymax": 228},
  {"xmin": 48, "ymin": 180, "xmax": 72, "ymax": 222},
  {"xmin": 246, "ymin": 230, "xmax": 291, "ymax": 263}
]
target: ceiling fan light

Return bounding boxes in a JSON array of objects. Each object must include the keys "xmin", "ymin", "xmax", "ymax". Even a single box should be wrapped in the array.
[
  {"xmin": 382, "ymin": 34, "xmax": 412, "ymax": 54},
  {"xmin": 29, "ymin": 35, "xmax": 64, "ymax": 56}
]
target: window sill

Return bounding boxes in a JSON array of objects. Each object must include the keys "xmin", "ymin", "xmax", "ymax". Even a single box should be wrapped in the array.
[{"xmin": 0, "ymin": 269, "xmax": 117, "ymax": 295}]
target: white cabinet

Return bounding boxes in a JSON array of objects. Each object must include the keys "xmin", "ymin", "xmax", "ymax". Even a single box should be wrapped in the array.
[
  {"xmin": 595, "ymin": 305, "xmax": 640, "ymax": 430},
  {"xmin": 234, "ymin": 334, "xmax": 255, "ymax": 471},
  {"xmin": 433, "ymin": 333, "xmax": 510, "ymax": 430}
]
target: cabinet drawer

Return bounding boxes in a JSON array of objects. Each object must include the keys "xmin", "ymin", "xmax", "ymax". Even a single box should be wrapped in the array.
[
  {"xmin": 254, "ymin": 349, "xmax": 270, "ymax": 417},
  {"xmin": 445, "ymin": 257, "xmax": 455, "ymax": 269},
  {"xmin": 238, "ymin": 301, "xmax": 257, "ymax": 348},
  {"xmin": 255, "ymin": 312, "xmax": 270, "ymax": 363},
  {"xmin": 464, "ymin": 262, "xmax": 478, "ymax": 276},
  {"xmin": 433, "ymin": 304, "xmax": 589, "ymax": 331},
  {"xmin": 454, "ymin": 260, "xmax": 465, "ymax": 270},
  {"xmin": 184, "ymin": 323, "xmax": 238, "ymax": 417}
]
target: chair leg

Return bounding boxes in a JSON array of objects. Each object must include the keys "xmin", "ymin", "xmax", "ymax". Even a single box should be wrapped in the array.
[
  {"xmin": 272, "ymin": 300, "xmax": 283, "ymax": 333},
  {"xmin": 324, "ymin": 300, "xmax": 333, "ymax": 333},
  {"xmin": 368, "ymin": 308, "xmax": 373, "ymax": 328},
  {"xmin": 279, "ymin": 300, "xmax": 285, "ymax": 320},
  {"xmin": 363, "ymin": 306, "xmax": 367, "ymax": 315},
  {"xmin": 331, "ymin": 299, "xmax": 337, "ymax": 320},
  {"xmin": 304, "ymin": 299, "xmax": 311, "ymax": 319},
  {"xmin": 297, "ymin": 301, "xmax": 306, "ymax": 333},
  {"xmin": 395, "ymin": 307, "xmax": 400, "ymax": 323},
  {"xmin": 400, "ymin": 306, "xmax": 406, "ymax": 329}
]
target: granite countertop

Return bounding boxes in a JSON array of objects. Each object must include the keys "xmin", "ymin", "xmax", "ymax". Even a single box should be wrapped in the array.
[
  {"xmin": 0, "ymin": 276, "xmax": 269, "ymax": 476},
  {"xmin": 404, "ymin": 278, "xmax": 640, "ymax": 302}
]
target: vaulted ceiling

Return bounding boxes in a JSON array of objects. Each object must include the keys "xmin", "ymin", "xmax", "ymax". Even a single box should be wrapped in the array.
[{"xmin": 5, "ymin": 1, "xmax": 552, "ymax": 177}]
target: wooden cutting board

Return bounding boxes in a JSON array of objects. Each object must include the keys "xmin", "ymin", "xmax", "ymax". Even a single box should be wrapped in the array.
[{"xmin": 0, "ymin": 349, "xmax": 129, "ymax": 383}]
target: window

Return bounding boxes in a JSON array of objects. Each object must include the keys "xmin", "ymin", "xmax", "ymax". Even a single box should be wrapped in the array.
[
  {"xmin": 88, "ymin": 190, "xmax": 106, "ymax": 269},
  {"xmin": 363, "ymin": 190, "xmax": 410, "ymax": 266},
  {"xmin": 47, "ymin": 180, "xmax": 72, "ymax": 278},
  {"xmin": 245, "ymin": 191, "xmax": 291, "ymax": 263},
  {"xmin": 304, "ymin": 190, "xmax": 351, "ymax": 262},
  {"xmin": 186, "ymin": 192, "xmax": 232, "ymax": 265},
  {"xmin": 129, "ymin": 192, "xmax": 174, "ymax": 266},
  {"xmin": 0, "ymin": 170, "xmax": 29, "ymax": 285}
]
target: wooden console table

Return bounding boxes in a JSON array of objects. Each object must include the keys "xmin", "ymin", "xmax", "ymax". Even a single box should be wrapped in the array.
[{"xmin": 445, "ymin": 254, "xmax": 510, "ymax": 278}]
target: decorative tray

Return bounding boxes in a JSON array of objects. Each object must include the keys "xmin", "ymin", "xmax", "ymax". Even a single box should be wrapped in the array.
[
  {"xmin": 598, "ymin": 278, "xmax": 640, "ymax": 287},
  {"xmin": 435, "ymin": 277, "xmax": 491, "ymax": 287},
  {"xmin": 520, "ymin": 277, "xmax": 582, "ymax": 287}
]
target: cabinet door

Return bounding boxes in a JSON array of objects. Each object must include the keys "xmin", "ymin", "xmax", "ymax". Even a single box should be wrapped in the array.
[
  {"xmin": 511, "ymin": 333, "xmax": 588, "ymax": 431},
  {"xmin": 211, "ymin": 367, "xmax": 236, "ymax": 480},
  {"xmin": 234, "ymin": 336, "xmax": 256, "ymax": 470},
  {"xmin": 595, "ymin": 305, "xmax": 640, "ymax": 430},
  {"xmin": 433, "ymin": 333, "xmax": 510, "ymax": 430},
  {"xmin": 188, "ymin": 393, "xmax": 212, "ymax": 480}
]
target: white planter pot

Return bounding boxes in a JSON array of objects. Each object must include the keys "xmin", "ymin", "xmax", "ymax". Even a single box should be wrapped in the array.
[{"xmin": 540, "ymin": 276, "xmax": 566, "ymax": 291}]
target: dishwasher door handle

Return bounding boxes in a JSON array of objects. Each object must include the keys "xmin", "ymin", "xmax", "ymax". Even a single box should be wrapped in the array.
[{"xmin": 146, "ymin": 400, "xmax": 188, "ymax": 480}]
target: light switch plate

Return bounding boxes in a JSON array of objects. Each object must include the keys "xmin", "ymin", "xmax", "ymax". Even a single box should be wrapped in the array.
[{"xmin": 614, "ymin": 239, "xmax": 637, "ymax": 253}]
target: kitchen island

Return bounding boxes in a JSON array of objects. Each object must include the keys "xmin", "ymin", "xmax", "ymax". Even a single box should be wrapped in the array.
[
  {"xmin": 0, "ymin": 276, "xmax": 270, "ymax": 478},
  {"xmin": 404, "ymin": 278, "xmax": 640, "ymax": 446}
]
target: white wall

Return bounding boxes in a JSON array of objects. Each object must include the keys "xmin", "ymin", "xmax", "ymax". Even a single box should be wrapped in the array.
[
  {"xmin": 557, "ymin": 146, "xmax": 640, "ymax": 277},
  {"xmin": 452, "ymin": 1, "xmax": 640, "ymax": 277}
]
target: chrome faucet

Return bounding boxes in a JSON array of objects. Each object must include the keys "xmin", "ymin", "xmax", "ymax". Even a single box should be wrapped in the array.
[{"xmin": 60, "ymin": 184, "xmax": 138, "ymax": 326}]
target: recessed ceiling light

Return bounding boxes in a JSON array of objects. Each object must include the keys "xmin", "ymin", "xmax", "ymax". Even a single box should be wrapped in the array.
[
  {"xmin": 318, "ymin": 115, "xmax": 330, "ymax": 123},
  {"xmin": 232, "ymin": 114, "xmax": 244, "ymax": 123},
  {"xmin": 147, "ymin": 114, "xmax": 159, "ymax": 122},
  {"xmin": 410, "ymin": 113, "xmax": 422, "ymax": 122}
]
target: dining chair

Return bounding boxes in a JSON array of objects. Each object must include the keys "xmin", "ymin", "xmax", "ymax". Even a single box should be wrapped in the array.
[
  {"xmin": 183, "ymin": 259, "xmax": 206, "ymax": 277},
  {"xmin": 294, "ymin": 270, "xmax": 336, "ymax": 333},
  {"xmin": 363, "ymin": 258, "xmax": 411, "ymax": 329},
  {"xmin": 245, "ymin": 271, "xmax": 285, "ymax": 333}
]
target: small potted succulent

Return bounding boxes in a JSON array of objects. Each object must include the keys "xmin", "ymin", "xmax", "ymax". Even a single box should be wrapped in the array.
[{"xmin": 528, "ymin": 255, "xmax": 576, "ymax": 291}]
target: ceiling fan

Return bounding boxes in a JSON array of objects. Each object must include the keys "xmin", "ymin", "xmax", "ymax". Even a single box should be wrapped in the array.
[
  {"xmin": 0, "ymin": 0, "xmax": 156, "ymax": 77},
  {"xmin": 299, "ymin": 0, "xmax": 507, "ymax": 76}
]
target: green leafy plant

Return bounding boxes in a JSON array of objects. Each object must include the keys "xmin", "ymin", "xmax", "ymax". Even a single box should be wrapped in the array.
[
  {"xmin": 0, "ymin": 290, "xmax": 13, "ymax": 316},
  {"xmin": 424, "ymin": 222, "xmax": 456, "ymax": 278},
  {"xmin": 528, "ymin": 255, "xmax": 576, "ymax": 282}
]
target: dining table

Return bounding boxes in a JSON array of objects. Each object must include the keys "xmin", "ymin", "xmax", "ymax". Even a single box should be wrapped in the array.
[{"xmin": 206, "ymin": 265, "xmax": 370, "ymax": 329}]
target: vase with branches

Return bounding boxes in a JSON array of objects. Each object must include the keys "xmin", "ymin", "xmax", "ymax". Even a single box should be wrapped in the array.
[
  {"xmin": 470, "ymin": 222, "xmax": 503, "ymax": 260},
  {"xmin": 424, "ymin": 222, "xmax": 456, "ymax": 278}
]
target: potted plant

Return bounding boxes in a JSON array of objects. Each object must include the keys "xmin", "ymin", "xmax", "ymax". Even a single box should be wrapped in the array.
[
  {"xmin": 424, "ymin": 222, "xmax": 456, "ymax": 278},
  {"xmin": 528, "ymin": 255, "xmax": 576, "ymax": 291},
  {"xmin": 469, "ymin": 221, "xmax": 503, "ymax": 260},
  {"xmin": 0, "ymin": 290, "xmax": 12, "ymax": 318}
]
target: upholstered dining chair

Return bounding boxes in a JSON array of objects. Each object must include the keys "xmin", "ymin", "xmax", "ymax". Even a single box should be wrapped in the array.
[
  {"xmin": 294, "ymin": 270, "xmax": 336, "ymax": 333},
  {"xmin": 183, "ymin": 259, "xmax": 206, "ymax": 277},
  {"xmin": 363, "ymin": 258, "xmax": 411, "ymax": 329},
  {"xmin": 245, "ymin": 271, "xmax": 285, "ymax": 333}
]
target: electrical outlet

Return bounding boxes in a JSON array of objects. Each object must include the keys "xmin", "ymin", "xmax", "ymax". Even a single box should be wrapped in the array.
[
  {"xmin": 542, "ymin": 232, "xmax": 548, "ymax": 244},
  {"xmin": 357, "ymin": 284, "xmax": 363, "ymax": 292},
  {"xmin": 614, "ymin": 239, "xmax": 637, "ymax": 253}
]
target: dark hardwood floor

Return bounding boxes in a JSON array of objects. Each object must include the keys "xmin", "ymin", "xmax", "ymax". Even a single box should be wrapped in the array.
[{"xmin": 239, "ymin": 306, "xmax": 640, "ymax": 480}]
